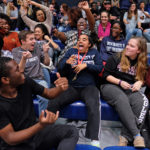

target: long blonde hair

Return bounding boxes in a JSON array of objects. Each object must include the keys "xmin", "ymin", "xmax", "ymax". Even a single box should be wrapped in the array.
[
  {"xmin": 120, "ymin": 37, "xmax": 148, "ymax": 82},
  {"xmin": 20, "ymin": 0, "xmax": 32, "ymax": 16},
  {"xmin": 6, "ymin": 2, "xmax": 13, "ymax": 17}
]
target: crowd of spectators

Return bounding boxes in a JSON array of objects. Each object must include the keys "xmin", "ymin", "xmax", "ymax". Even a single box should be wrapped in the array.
[{"xmin": 0, "ymin": 0, "xmax": 150, "ymax": 149}]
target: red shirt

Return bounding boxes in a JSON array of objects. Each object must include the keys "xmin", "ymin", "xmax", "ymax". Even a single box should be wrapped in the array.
[{"xmin": 3, "ymin": 32, "xmax": 21, "ymax": 51}]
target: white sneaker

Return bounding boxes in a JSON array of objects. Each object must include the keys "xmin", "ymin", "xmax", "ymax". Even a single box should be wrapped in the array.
[{"xmin": 90, "ymin": 140, "xmax": 100, "ymax": 148}]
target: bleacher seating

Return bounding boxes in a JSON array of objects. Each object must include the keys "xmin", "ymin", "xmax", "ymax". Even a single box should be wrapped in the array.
[
  {"xmin": 103, "ymin": 146, "xmax": 149, "ymax": 150},
  {"xmin": 33, "ymin": 98, "xmax": 120, "ymax": 121},
  {"xmin": 59, "ymin": 99, "xmax": 120, "ymax": 121},
  {"xmin": 51, "ymin": 144, "xmax": 101, "ymax": 150}
]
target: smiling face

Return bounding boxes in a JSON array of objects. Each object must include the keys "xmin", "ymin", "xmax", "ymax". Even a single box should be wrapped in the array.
[
  {"xmin": 0, "ymin": 18, "xmax": 10, "ymax": 34},
  {"xmin": 130, "ymin": 3, "xmax": 136, "ymax": 12},
  {"xmin": 36, "ymin": 10, "xmax": 45, "ymax": 22},
  {"xmin": 34, "ymin": 27, "xmax": 44, "ymax": 41},
  {"xmin": 111, "ymin": 23, "xmax": 122, "ymax": 39},
  {"xmin": 22, "ymin": 0, "xmax": 28, "ymax": 8},
  {"xmin": 125, "ymin": 39, "xmax": 140, "ymax": 60},
  {"xmin": 77, "ymin": 34, "xmax": 91, "ymax": 53},
  {"xmin": 77, "ymin": 18, "xmax": 87, "ymax": 31},
  {"xmin": 100, "ymin": 12, "xmax": 109, "ymax": 24},
  {"xmin": 21, "ymin": 33, "xmax": 36, "ymax": 51}
]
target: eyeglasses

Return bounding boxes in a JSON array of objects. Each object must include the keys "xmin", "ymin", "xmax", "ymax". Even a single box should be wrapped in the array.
[{"xmin": 77, "ymin": 21, "xmax": 86, "ymax": 25}]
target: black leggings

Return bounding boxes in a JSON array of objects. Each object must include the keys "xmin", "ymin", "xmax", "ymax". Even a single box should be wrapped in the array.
[
  {"xmin": 47, "ymin": 86, "xmax": 101, "ymax": 140},
  {"xmin": 101, "ymin": 84, "xmax": 149, "ymax": 141}
]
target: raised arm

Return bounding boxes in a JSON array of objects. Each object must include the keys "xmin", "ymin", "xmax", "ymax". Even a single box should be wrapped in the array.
[
  {"xmin": 19, "ymin": 51, "xmax": 32, "ymax": 73},
  {"xmin": 78, "ymin": 1, "xmax": 95, "ymax": 31},
  {"xmin": 20, "ymin": 8, "xmax": 37, "ymax": 30}
]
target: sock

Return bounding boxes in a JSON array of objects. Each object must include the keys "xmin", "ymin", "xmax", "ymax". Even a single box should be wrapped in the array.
[{"xmin": 134, "ymin": 133, "xmax": 141, "ymax": 139}]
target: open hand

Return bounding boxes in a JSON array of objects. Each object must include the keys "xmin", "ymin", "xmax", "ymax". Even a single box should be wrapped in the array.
[
  {"xmin": 39, "ymin": 110, "xmax": 59, "ymax": 127},
  {"xmin": 54, "ymin": 73, "xmax": 68, "ymax": 91}
]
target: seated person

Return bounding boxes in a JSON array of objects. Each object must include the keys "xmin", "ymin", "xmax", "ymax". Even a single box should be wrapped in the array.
[
  {"xmin": 0, "ymin": 57, "xmax": 78, "ymax": 150},
  {"xmin": 138, "ymin": 1, "xmax": 150, "ymax": 30},
  {"xmin": 100, "ymin": 1, "xmax": 120, "ymax": 23},
  {"xmin": 100, "ymin": 21, "xmax": 127, "ymax": 63},
  {"xmin": 98, "ymin": 10, "xmax": 111, "ymax": 42},
  {"xmin": 123, "ymin": 2, "xmax": 142, "ymax": 41},
  {"xmin": 0, "ymin": 13, "xmax": 21, "ymax": 53},
  {"xmin": 12, "ymin": 30, "xmax": 50, "ymax": 114},
  {"xmin": 100, "ymin": 37, "xmax": 149, "ymax": 147},
  {"xmin": 47, "ymin": 34, "xmax": 103, "ymax": 148},
  {"xmin": 53, "ymin": 1, "xmax": 95, "ymax": 62},
  {"xmin": 143, "ymin": 28, "xmax": 150, "ymax": 42},
  {"xmin": 57, "ymin": 3, "xmax": 69, "ymax": 32}
]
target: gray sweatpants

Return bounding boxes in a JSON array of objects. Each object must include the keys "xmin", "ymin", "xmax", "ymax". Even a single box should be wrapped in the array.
[{"xmin": 100, "ymin": 84, "xmax": 149, "ymax": 141}]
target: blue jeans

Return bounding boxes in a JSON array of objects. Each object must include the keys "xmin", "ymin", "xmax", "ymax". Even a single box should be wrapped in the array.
[
  {"xmin": 143, "ymin": 29, "xmax": 150, "ymax": 42},
  {"xmin": 126, "ymin": 28, "xmax": 142, "ymax": 41},
  {"xmin": 42, "ymin": 67, "xmax": 51, "ymax": 88},
  {"xmin": 34, "ymin": 79, "xmax": 49, "ymax": 115}
]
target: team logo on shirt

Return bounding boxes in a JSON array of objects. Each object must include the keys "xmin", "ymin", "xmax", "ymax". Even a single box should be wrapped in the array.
[{"xmin": 117, "ymin": 63, "xmax": 136, "ymax": 76}]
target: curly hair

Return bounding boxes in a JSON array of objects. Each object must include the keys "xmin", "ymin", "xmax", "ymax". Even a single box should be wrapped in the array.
[
  {"xmin": 68, "ymin": 7, "xmax": 82, "ymax": 28},
  {"xmin": 120, "ymin": 37, "xmax": 148, "ymax": 82}
]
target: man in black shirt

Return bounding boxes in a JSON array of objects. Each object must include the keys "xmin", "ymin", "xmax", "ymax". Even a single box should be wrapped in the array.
[{"xmin": 0, "ymin": 57, "xmax": 78, "ymax": 150}]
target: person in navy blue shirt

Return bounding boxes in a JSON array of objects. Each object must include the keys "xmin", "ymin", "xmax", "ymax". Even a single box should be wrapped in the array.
[
  {"xmin": 48, "ymin": 34, "xmax": 103, "ymax": 147},
  {"xmin": 100, "ymin": 21, "xmax": 127, "ymax": 63}
]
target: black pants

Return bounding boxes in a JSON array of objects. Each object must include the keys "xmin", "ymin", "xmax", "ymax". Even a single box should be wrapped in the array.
[
  {"xmin": 47, "ymin": 86, "xmax": 101, "ymax": 140},
  {"xmin": 6, "ymin": 124, "xmax": 78, "ymax": 150},
  {"xmin": 101, "ymin": 84, "xmax": 149, "ymax": 141}
]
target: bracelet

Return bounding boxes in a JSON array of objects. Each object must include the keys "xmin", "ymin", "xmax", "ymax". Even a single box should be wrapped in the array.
[{"xmin": 119, "ymin": 80, "xmax": 122, "ymax": 86}]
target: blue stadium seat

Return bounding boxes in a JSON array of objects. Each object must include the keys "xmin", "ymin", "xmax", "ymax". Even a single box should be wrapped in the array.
[
  {"xmin": 147, "ymin": 53, "xmax": 150, "ymax": 66},
  {"xmin": 51, "ymin": 144, "xmax": 101, "ymax": 150},
  {"xmin": 103, "ymin": 146, "xmax": 149, "ymax": 150},
  {"xmin": 75, "ymin": 144, "xmax": 101, "ymax": 150},
  {"xmin": 33, "ymin": 98, "xmax": 120, "ymax": 121},
  {"xmin": 59, "ymin": 99, "xmax": 120, "ymax": 121}
]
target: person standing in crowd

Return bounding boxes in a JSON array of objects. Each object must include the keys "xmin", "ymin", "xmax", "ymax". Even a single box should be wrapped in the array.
[
  {"xmin": 100, "ymin": 21, "xmax": 127, "ymax": 63},
  {"xmin": 100, "ymin": 37, "xmax": 149, "ymax": 148},
  {"xmin": 0, "ymin": 57, "xmax": 79, "ymax": 150},
  {"xmin": 123, "ymin": 2, "xmax": 142, "ymax": 41},
  {"xmin": 48, "ymin": 34, "xmax": 103, "ymax": 148},
  {"xmin": 20, "ymin": 0, "xmax": 52, "ymax": 33}
]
